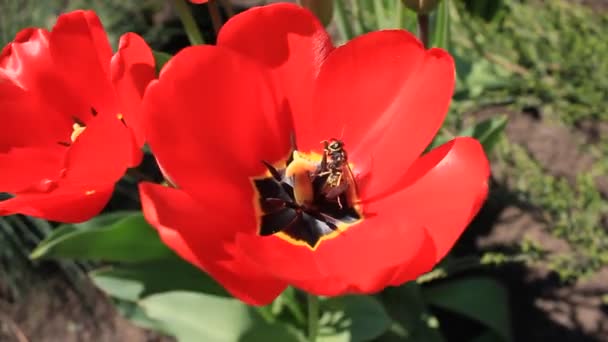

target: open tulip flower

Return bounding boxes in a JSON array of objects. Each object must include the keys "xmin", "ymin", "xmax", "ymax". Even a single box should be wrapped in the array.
[
  {"xmin": 0, "ymin": 11, "xmax": 155, "ymax": 222},
  {"xmin": 140, "ymin": 3, "xmax": 490, "ymax": 305}
]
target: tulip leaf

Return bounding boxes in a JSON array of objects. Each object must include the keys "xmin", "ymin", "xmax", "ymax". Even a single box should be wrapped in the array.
[
  {"xmin": 113, "ymin": 298, "xmax": 169, "ymax": 334},
  {"xmin": 459, "ymin": 115, "xmax": 508, "ymax": 153},
  {"xmin": 318, "ymin": 295, "xmax": 391, "ymax": 342},
  {"xmin": 463, "ymin": 0, "xmax": 505, "ymax": 21},
  {"xmin": 271, "ymin": 287, "xmax": 307, "ymax": 325},
  {"xmin": 153, "ymin": 51, "xmax": 172, "ymax": 75},
  {"xmin": 431, "ymin": 0, "xmax": 450, "ymax": 49},
  {"xmin": 379, "ymin": 283, "xmax": 445, "ymax": 342},
  {"xmin": 240, "ymin": 323, "xmax": 307, "ymax": 342},
  {"xmin": 422, "ymin": 276, "xmax": 512, "ymax": 342},
  {"xmin": 90, "ymin": 256, "xmax": 228, "ymax": 302},
  {"xmin": 139, "ymin": 291, "xmax": 301, "ymax": 342},
  {"xmin": 31, "ymin": 211, "xmax": 171, "ymax": 262},
  {"xmin": 470, "ymin": 331, "xmax": 505, "ymax": 342}
]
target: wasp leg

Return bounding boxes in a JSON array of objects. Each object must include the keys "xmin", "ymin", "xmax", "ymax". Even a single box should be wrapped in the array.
[{"xmin": 325, "ymin": 181, "xmax": 349, "ymax": 199}]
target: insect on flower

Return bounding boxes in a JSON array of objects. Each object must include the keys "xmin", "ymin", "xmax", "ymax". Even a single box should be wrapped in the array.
[
  {"xmin": 138, "ymin": 2, "xmax": 490, "ymax": 306},
  {"xmin": 316, "ymin": 139, "xmax": 358, "ymax": 208}
]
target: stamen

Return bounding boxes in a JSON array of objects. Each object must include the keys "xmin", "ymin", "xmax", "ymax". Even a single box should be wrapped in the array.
[
  {"xmin": 70, "ymin": 123, "xmax": 86, "ymax": 142},
  {"xmin": 117, "ymin": 113, "xmax": 127, "ymax": 126},
  {"xmin": 252, "ymin": 148, "xmax": 362, "ymax": 249}
]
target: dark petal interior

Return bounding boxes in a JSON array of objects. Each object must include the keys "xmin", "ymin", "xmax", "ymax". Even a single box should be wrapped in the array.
[
  {"xmin": 253, "ymin": 158, "xmax": 362, "ymax": 249},
  {"xmin": 260, "ymin": 207, "xmax": 299, "ymax": 236}
]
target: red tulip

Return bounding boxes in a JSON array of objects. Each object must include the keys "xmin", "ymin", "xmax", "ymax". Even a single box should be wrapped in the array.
[
  {"xmin": 0, "ymin": 11, "xmax": 155, "ymax": 222},
  {"xmin": 190, "ymin": 0, "xmax": 209, "ymax": 3},
  {"xmin": 140, "ymin": 3, "xmax": 489, "ymax": 305}
]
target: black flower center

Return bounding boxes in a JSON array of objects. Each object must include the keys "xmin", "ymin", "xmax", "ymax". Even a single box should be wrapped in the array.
[{"xmin": 252, "ymin": 150, "xmax": 363, "ymax": 250}]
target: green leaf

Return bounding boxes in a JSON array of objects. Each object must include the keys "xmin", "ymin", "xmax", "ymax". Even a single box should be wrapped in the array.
[
  {"xmin": 139, "ymin": 291, "xmax": 278, "ymax": 342},
  {"xmin": 380, "ymin": 283, "xmax": 445, "ymax": 342},
  {"xmin": 31, "ymin": 212, "xmax": 171, "ymax": 262},
  {"xmin": 431, "ymin": 0, "xmax": 450, "ymax": 49},
  {"xmin": 463, "ymin": 0, "xmax": 504, "ymax": 21},
  {"xmin": 271, "ymin": 287, "xmax": 306, "ymax": 325},
  {"xmin": 470, "ymin": 331, "xmax": 505, "ymax": 342},
  {"xmin": 318, "ymin": 295, "xmax": 391, "ymax": 342},
  {"xmin": 90, "ymin": 256, "xmax": 228, "ymax": 302},
  {"xmin": 458, "ymin": 115, "xmax": 508, "ymax": 153},
  {"xmin": 422, "ymin": 277, "xmax": 512, "ymax": 342},
  {"xmin": 113, "ymin": 298, "xmax": 169, "ymax": 334},
  {"xmin": 153, "ymin": 51, "xmax": 172, "ymax": 75},
  {"xmin": 141, "ymin": 291, "xmax": 255, "ymax": 341},
  {"xmin": 241, "ymin": 323, "xmax": 307, "ymax": 342},
  {"xmin": 460, "ymin": 59, "xmax": 512, "ymax": 97}
]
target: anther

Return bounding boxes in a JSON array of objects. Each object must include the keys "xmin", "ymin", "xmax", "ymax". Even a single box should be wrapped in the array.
[{"xmin": 116, "ymin": 113, "xmax": 127, "ymax": 127}]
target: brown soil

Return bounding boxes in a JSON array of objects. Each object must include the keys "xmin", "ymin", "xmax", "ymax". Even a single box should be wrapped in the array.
[
  {"xmin": 465, "ymin": 108, "xmax": 608, "ymax": 342},
  {"xmin": 0, "ymin": 270, "xmax": 172, "ymax": 342}
]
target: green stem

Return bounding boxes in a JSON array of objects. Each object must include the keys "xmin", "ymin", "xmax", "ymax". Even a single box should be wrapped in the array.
[
  {"xmin": 172, "ymin": 0, "xmax": 205, "ymax": 45},
  {"xmin": 373, "ymin": 0, "xmax": 387, "ymax": 29},
  {"xmin": 394, "ymin": 0, "xmax": 403, "ymax": 28},
  {"xmin": 349, "ymin": 0, "xmax": 365, "ymax": 36},
  {"xmin": 334, "ymin": 0, "xmax": 354, "ymax": 42},
  {"xmin": 307, "ymin": 294, "xmax": 319, "ymax": 342},
  {"xmin": 208, "ymin": 0, "xmax": 223, "ymax": 36},
  {"xmin": 417, "ymin": 13, "xmax": 429, "ymax": 48}
]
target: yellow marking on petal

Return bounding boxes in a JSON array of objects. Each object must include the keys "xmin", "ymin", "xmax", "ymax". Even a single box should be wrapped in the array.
[
  {"xmin": 250, "ymin": 149, "xmax": 365, "ymax": 251},
  {"xmin": 85, "ymin": 190, "xmax": 96, "ymax": 195},
  {"xmin": 275, "ymin": 221, "xmax": 357, "ymax": 250},
  {"xmin": 70, "ymin": 123, "xmax": 86, "ymax": 142}
]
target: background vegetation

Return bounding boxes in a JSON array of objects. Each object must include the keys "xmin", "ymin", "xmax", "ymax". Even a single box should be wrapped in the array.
[{"xmin": 1, "ymin": 0, "xmax": 606, "ymax": 341}]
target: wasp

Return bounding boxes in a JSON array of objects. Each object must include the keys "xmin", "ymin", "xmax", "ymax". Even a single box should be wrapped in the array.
[{"xmin": 316, "ymin": 139, "xmax": 358, "ymax": 207}]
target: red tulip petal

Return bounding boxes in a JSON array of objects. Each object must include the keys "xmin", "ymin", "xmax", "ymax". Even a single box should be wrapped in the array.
[
  {"xmin": 110, "ymin": 33, "xmax": 155, "ymax": 148},
  {"xmin": 0, "ymin": 146, "xmax": 64, "ymax": 193},
  {"xmin": 236, "ymin": 199, "xmax": 429, "ymax": 296},
  {"xmin": 300, "ymin": 30, "xmax": 454, "ymax": 196},
  {"xmin": 0, "ymin": 28, "xmax": 52, "ymax": 91},
  {"xmin": 0, "ymin": 184, "xmax": 113, "ymax": 223},
  {"xmin": 190, "ymin": 0, "xmax": 208, "ymax": 3},
  {"xmin": 389, "ymin": 227, "xmax": 437, "ymax": 285},
  {"xmin": 218, "ymin": 3, "xmax": 332, "ymax": 125},
  {"xmin": 63, "ymin": 113, "xmax": 138, "ymax": 187},
  {"xmin": 48, "ymin": 10, "xmax": 119, "ymax": 123},
  {"xmin": 237, "ymin": 139, "xmax": 486, "ymax": 296},
  {"xmin": 139, "ymin": 182, "xmax": 287, "ymax": 305},
  {"xmin": 143, "ymin": 45, "xmax": 291, "ymax": 199},
  {"xmin": 386, "ymin": 137, "xmax": 489, "ymax": 261},
  {"xmin": 50, "ymin": 10, "xmax": 112, "ymax": 77},
  {"xmin": 0, "ymin": 81, "xmax": 70, "ymax": 148}
]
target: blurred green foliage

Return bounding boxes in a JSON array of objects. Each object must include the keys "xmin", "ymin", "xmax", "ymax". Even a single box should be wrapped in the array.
[
  {"xmin": 449, "ymin": 0, "xmax": 608, "ymax": 281},
  {"xmin": 452, "ymin": 0, "xmax": 608, "ymax": 124},
  {"xmin": 0, "ymin": 2, "xmax": 607, "ymax": 340},
  {"xmin": 0, "ymin": 0, "xmax": 175, "ymax": 50}
]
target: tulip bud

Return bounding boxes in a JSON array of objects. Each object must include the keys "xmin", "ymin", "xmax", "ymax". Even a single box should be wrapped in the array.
[
  {"xmin": 298, "ymin": 0, "xmax": 334, "ymax": 27},
  {"xmin": 401, "ymin": 0, "xmax": 442, "ymax": 14}
]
